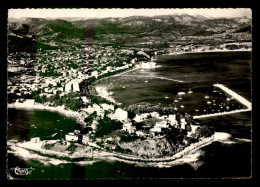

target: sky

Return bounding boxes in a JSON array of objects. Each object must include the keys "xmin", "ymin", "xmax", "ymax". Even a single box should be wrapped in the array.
[{"xmin": 8, "ymin": 8, "xmax": 252, "ymax": 19}]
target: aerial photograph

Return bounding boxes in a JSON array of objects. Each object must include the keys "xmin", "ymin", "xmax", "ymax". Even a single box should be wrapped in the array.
[{"xmin": 6, "ymin": 8, "xmax": 252, "ymax": 179}]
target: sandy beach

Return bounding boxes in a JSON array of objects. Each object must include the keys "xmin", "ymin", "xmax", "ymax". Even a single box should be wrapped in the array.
[{"xmin": 8, "ymin": 99, "xmax": 80, "ymax": 119}]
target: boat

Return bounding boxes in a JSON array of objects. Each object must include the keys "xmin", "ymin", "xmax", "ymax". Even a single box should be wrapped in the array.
[
  {"xmin": 173, "ymin": 95, "xmax": 179, "ymax": 102},
  {"xmin": 145, "ymin": 79, "xmax": 148, "ymax": 83},
  {"xmin": 180, "ymin": 105, "xmax": 185, "ymax": 108},
  {"xmin": 188, "ymin": 88, "xmax": 193, "ymax": 94},
  {"xmin": 174, "ymin": 106, "xmax": 178, "ymax": 110},
  {"xmin": 204, "ymin": 93, "xmax": 209, "ymax": 99},
  {"xmin": 178, "ymin": 92, "xmax": 186, "ymax": 95},
  {"xmin": 165, "ymin": 94, "xmax": 169, "ymax": 99},
  {"xmin": 207, "ymin": 101, "xmax": 211, "ymax": 104},
  {"xmin": 226, "ymin": 96, "xmax": 231, "ymax": 101}
]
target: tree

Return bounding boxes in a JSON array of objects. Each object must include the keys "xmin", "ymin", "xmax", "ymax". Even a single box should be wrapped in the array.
[{"xmin": 194, "ymin": 126, "xmax": 213, "ymax": 139}]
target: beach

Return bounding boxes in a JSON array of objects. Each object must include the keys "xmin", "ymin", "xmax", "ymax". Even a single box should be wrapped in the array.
[{"xmin": 8, "ymin": 99, "xmax": 80, "ymax": 119}]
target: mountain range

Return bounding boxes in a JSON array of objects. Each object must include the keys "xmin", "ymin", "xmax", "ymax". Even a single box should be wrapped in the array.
[{"xmin": 8, "ymin": 14, "xmax": 252, "ymax": 51}]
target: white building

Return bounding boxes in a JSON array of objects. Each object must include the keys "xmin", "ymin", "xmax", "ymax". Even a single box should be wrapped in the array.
[
  {"xmin": 159, "ymin": 115, "xmax": 168, "ymax": 120},
  {"xmin": 150, "ymin": 126, "xmax": 162, "ymax": 133},
  {"xmin": 81, "ymin": 96, "xmax": 89, "ymax": 104},
  {"xmin": 187, "ymin": 124, "xmax": 200, "ymax": 137},
  {"xmin": 91, "ymin": 71, "xmax": 98, "ymax": 78},
  {"xmin": 155, "ymin": 121, "xmax": 168, "ymax": 128},
  {"xmin": 136, "ymin": 130, "xmax": 145, "ymax": 137},
  {"xmin": 180, "ymin": 118, "xmax": 187, "ymax": 129},
  {"xmin": 100, "ymin": 103, "xmax": 114, "ymax": 111},
  {"xmin": 133, "ymin": 114, "xmax": 144, "ymax": 122},
  {"xmin": 65, "ymin": 80, "xmax": 80, "ymax": 93},
  {"xmin": 93, "ymin": 104, "xmax": 104, "ymax": 118},
  {"xmin": 150, "ymin": 112, "xmax": 160, "ymax": 118},
  {"xmin": 82, "ymin": 135, "xmax": 89, "ymax": 144},
  {"xmin": 141, "ymin": 113, "xmax": 150, "ymax": 119},
  {"xmin": 65, "ymin": 133, "xmax": 78, "ymax": 142},
  {"xmin": 123, "ymin": 121, "xmax": 136, "ymax": 134},
  {"xmin": 72, "ymin": 81, "xmax": 80, "ymax": 92},
  {"xmin": 91, "ymin": 120, "xmax": 98, "ymax": 130},
  {"xmin": 115, "ymin": 108, "xmax": 128, "ymax": 121},
  {"xmin": 168, "ymin": 114, "xmax": 177, "ymax": 126},
  {"xmin": 30, "ymin": 137, "xmax": 40, "ymax": 143}
]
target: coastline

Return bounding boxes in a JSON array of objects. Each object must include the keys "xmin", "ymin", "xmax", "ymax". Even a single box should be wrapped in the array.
[
  {"xmin": 93, "ymin": 67, "xmax": 140, "ymax": 84},
  {"xmin": 155, "ymin": 49, "xmax": 252, "ymax": 61},
  {"xmin": 167, "ymin": 49, "xmax": 251, "ymax": 56},
  {"xmin": 7, "ymin": 132, "xmax": 231, "ymax": 165},
  {"xmin": 8, "ymin": 99, "xmax": 80, "ymax": 119}
]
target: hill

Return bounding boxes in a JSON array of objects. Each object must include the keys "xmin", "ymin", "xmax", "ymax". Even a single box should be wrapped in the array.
[{"xmin": 8, "ymin": 14, "xmax": 252, "ymax": 51}]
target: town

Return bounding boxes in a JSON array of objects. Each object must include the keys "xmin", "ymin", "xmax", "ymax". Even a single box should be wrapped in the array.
[{"xmin": 7, "ymin": 15, "xmax": 251, "ymax": 159}]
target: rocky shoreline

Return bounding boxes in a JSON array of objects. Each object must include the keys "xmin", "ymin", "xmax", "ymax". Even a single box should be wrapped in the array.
[{"xmin": 8, "ymin": 132, "xmax": 232, "ymax": 165}]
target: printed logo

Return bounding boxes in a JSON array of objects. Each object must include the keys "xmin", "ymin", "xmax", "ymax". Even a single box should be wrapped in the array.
[{"xmin": 10, "ymin": 166, "xmax": 35, "ymax": 176}]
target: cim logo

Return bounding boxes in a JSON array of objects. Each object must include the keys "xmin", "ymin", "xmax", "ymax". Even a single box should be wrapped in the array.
[{"xmin": 12, "ymin": 166, "xmax": 35, "ymax": 176}]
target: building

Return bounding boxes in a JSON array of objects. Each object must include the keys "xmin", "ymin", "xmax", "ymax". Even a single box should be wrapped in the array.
[
  {"xmin": 187, "ymin": 124, "xmax": 200, "ymax": 137},
  {"xmin": 91, "ymin": 71, "xmax": 98, "ymax": 78},
  {"xmin": 180, "ymin": 118, "xmax": 187, "ymax": 129},
  {"xmin": 168, "ymin": 114, "xmax": 176, "ymax": 126},
  {"xmin": 30, "ymin": 137, "xmax": 40, "ymax": 143},
  {"xmin": 150, "ymin": 126, "xmax": 162, "ymax": 133},
  {"xmin": 154, "ymin": 121, "xmax": 168, "ymax": 128},
  {"xmin": 115, "ymin": 108, "xmax": 128, "ymax": 121},
  {"xmin": 65, "ymin": 80, "xmax": 80, "ymax": 92},
  {"xmin": 65, "ymin": 133, "xmax": 78, "ymax": 142},
  {"xmin": 93, "ymin": 104, "xmax": 105, "ymax": 118},
  {"xmin": 136, "ymin": 130, "xmax": 145, "ymax": 137},
  {"xmin": 122, "ymin": 121, "xmax": 136, "ymax": 134},
  {"xmin": 141, "ymin": 113, "xmax": 150, "ymax": 119},
  {"xmin": 101, "ymin": 103, "xmax": 114, "ymax": 111},
  {"xmin": 133, "ymin": 114, "xmax": 144, "ymax": 122},
  {"xmin": 82, "ymin": 135, "xmax": 89, "ymax": 144},
  {"xmin": 150, "ymin": 112, "xmax": 160, "ymax": 118},
  {"xmin": 91, "ymin": 120, "xmax": 98, "ymax": 131}
]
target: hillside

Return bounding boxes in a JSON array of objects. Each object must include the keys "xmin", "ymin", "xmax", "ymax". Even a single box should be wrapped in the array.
[{"xmin": 8, "ymin": 14, "xmax": 252, "ymax": 51}]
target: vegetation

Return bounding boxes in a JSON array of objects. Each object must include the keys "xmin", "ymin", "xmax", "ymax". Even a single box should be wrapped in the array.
[
  {"xmin": 33, "ymin": 91, "xmax": 80, "ymax": 111},
  {"xmin": 193, "ymin": 126, "xmax": 214, "ymax": 139},
  {"xmin": 128, "ymin": 102, "xmax": 177, "ymax": 115},
  {"xmin": 94, "ymin": 112, "xmax": 123, "ymax": 138}
]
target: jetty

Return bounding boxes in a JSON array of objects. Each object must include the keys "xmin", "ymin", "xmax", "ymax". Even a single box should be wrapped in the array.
[{"xmin": 120, "ymin": 75, "xmax": 184, "ymax": 83}]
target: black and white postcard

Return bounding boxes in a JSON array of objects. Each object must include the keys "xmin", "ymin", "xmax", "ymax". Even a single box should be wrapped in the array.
[{"xmin": 6, "ymin": 8, "xmax": 252, "ymax": 179}]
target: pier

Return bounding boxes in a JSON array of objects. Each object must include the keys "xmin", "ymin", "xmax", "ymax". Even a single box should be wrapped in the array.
[
  {"xmin": 120, "ymin": 75, "xmax": 184, "ymax": 83},
  {"xmin": 193, "ymin": 108, "xmax": 251, "ymax": 119},
  {"xmin": 194, "ymin": 84, "xmax": 251, "ymax": 119}
]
